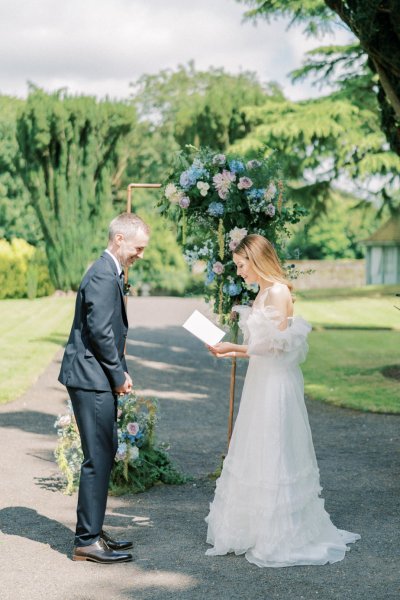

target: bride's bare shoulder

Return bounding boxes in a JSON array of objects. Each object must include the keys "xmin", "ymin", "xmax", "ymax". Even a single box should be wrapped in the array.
[{"xmin": 267, "ymin": 283, "xmax": 291, "ymax": 301}]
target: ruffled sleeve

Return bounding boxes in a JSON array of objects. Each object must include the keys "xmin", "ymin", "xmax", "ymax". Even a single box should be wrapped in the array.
[
  {"xmin": 232, "ymin": 305, "xmax": 252, "ymax": 344},
  {"xmin": 246, "ymin": 306, "xmax": 312, "ymax": 361}
]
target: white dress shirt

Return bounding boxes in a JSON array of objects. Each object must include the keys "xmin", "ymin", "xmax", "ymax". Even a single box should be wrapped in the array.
[{"xmin": 105, "ymin": 249, "xmax": 122, "ymax": 276}]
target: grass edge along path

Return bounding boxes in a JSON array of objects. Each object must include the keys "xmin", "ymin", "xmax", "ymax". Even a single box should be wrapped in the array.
[{"xmin": 0, "ymin": 296, "xmax": 75, "ymax": 404}]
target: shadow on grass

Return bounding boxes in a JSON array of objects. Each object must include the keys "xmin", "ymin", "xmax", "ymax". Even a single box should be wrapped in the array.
[
  {"xmin": 30, "ymin": 333, "xmax": 67, "ymax": 345},
  {"xmin": 315, "ymin": 325, "xmax": 394, "ymax": 331},
  {"xmin": 0, "ymin": 507, "xmax": 73, "ymax": 558}
]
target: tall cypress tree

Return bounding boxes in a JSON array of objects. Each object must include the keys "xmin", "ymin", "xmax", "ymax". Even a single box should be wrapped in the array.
[{"xmin": 16, "ymin": 89, "xmax": 135, "ymax": 290}]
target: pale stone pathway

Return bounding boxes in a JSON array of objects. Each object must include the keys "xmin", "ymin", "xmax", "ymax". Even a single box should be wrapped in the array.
[{"xmin": 0, "ymin": 297, "xmax": 398, "ymax": 600}]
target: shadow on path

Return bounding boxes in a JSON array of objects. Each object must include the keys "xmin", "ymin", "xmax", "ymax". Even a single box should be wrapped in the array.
[
  {"xmin": 0, "ymin": 411, "xmax": 56, "ymax": 436},
  {"xmin": 0, "ymin": 507, "xmax": 73, "ymax": 558}
]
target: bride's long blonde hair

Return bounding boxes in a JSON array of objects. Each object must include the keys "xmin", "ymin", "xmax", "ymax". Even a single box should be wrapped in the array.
[{"xmin": 233, "ymin": 234, "xmax": 294, "ymax": 295}]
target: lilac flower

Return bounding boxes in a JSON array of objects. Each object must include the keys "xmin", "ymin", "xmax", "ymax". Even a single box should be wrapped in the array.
[
  {"xmin": 265, "ymin": 203, "xmax": 276, "ymax": 217},
  {"xmin": 179, "ymin": 196, "xmax": 190, "ymax": 209},
  {"xmin": 212, "ymin": 261, "xmax": 225, "ymax": 275},
  {"xmin": 116, "ymin": 442, "xmax": 127, "ymax": 461},
  {"xmin": 207, "ymin": 202, "xmax": 224, "ymax": 217},
  {"xmin": 237, "ymin": 177, "xmax": 253, "ymax": 190},
  {"xmin": 213, "ymin": 170, "xmax": 236, "ymax": 200}
]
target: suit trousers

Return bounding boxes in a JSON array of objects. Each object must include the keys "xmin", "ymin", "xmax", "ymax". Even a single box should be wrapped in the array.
[{"xmin": 67, "ymin": 387, "xmax": 118, "ymax": 547}]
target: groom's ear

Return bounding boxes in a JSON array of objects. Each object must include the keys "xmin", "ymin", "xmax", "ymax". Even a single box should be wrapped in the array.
[{"xmin": 114, "ymin": 233, "xmax": 124, "ymax": 246}]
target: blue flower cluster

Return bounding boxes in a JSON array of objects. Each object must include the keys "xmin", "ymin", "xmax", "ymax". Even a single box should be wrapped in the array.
[
  {"xmin": 120, "ymin": 429, "xmax": 144, "ymax": 447},
  {"xmin": 246, "ymin": 188, "xmax": 265, "ymax": 200},
  {"xmin": 180, "ymin": 166, "xmax": 209, "ymax": 190},
  {"xmin": 223, "ymin": 282, "xmax": 242, "ymax": 296},
  {"xmin": 207, "ymin": 202, "xmax": 224, "ymax": 217},
  {"xmin": 228, "ymin": 160, "xmax": 245, "ymax": 174}
]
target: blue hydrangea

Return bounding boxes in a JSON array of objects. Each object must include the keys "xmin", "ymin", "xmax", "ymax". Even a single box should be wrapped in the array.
[
  {"xmin": 228, "ymin": 160, "xmax": 245, "ymax": 174},
  {"xmin": 117, "ymin": 442, "xmax": 127, "ymax": 454},
  {"xmin": 180, "ymin": 166, "xmax": 209, "ymax": 190},
  {"xmin": 205, "ymin": 271, "xmax": 216, "ymax": 285},
  {"xmin": 246, "ymin": 188, "xmax": 265, "ymax": 200},
  {"xmin": 223, "ymin": 282, "xmax": 242, "ymax": 296},
  {"xmin": 207, "ymin": 202, "xmax": 224, "ymax": 217}
]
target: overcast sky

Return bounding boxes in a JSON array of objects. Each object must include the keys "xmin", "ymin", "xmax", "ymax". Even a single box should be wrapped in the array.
[{"xmin": 0, "ymin": 0, "xmax": 354, "ymax": 101}]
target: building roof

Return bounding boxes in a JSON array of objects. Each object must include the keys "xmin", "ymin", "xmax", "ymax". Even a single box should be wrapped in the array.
[{"xmin": 364, "ymin": 214, "xmax": 400, "ymax": 245}]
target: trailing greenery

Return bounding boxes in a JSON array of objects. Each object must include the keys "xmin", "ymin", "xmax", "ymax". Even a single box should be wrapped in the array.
[{"xmin": 15, "ymin": 88, "xmax": 136, "ymax": 291}]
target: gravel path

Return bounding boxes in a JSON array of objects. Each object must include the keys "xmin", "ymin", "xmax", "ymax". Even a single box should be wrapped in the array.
[{"xmin": 0, "ymin": 297, "xmax": 398, "ymax": 600}]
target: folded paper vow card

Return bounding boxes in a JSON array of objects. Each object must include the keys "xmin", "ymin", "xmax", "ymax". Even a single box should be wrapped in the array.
[{"xmin": 182, "ymin": 310, "xmax": 226, "ymax": 346}]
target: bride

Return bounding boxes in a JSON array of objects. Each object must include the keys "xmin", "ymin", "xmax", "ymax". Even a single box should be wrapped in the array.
[{"xmin": 205, "ymin": 234, "xmax": 360, "ymax": 568}]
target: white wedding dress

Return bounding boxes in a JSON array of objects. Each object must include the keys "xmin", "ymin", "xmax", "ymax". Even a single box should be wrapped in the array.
[{"xmin": 205, "ymin": 294, "xmax": 360, "ymax": 568}]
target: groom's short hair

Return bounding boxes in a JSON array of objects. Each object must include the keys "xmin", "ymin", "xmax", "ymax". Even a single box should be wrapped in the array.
[{"xmin": 108, "ymin": 213, "xmax": 150, "ymax": 241}]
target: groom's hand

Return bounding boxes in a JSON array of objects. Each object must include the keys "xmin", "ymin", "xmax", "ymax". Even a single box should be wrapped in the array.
[{"xmin": 114, "ymin": 373, "xmax": 133, "ymax": 395}]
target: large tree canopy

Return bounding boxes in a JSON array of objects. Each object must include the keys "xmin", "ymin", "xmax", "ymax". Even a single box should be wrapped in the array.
[
  {"xmin": 16, "ymin": 89, "xmax": 135, "ymax": 290},
  {"xmin": 237, "ymin": 0, "xmax": 400, "ymax": 156}
]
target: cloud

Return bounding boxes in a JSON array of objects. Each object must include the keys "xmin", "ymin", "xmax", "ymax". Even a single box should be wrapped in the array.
[{"xmin": 0, "ymin": 0, "xmax": 355, "ymax": 100}]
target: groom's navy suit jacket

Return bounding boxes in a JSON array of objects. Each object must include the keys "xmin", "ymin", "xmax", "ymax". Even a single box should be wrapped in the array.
[{"xmin": 59, "ymin": 252, "xmax": 128, "ymax": 392}]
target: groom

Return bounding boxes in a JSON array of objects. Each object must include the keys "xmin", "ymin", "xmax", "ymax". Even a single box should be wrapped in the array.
[{"xmin": 59, "ymin": 212, "xmax": 150, "ymax": 563}]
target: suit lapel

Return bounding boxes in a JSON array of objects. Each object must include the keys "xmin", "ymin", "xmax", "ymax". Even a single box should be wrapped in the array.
[{"xmin": 101, "ymin": 252, "xmax": 128, "ymax": 324}]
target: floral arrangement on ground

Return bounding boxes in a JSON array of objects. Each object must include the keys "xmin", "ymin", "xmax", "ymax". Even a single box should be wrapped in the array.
[
  {"xmin": 54, "ymin": 391, "xmax": 186, "ymax": 495},
  {"xmin": 160, "ymin": 146, "xmax": 307, "ymax": 335}
]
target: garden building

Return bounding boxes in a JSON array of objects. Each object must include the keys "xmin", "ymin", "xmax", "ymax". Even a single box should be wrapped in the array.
[{"xmin": 364, "ymin": 214, "xmax": 400, "ymax": 284}]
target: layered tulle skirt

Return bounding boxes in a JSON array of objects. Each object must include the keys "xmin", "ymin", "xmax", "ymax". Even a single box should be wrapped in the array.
[{"xmin": 205, "ymin": 356, "xmax": 360, "ymax": 567}]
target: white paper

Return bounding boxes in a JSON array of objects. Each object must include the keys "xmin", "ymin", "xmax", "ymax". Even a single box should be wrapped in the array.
[{"xmin": 182, "ymin": 310, "xmax": 226, "ymax": 346}]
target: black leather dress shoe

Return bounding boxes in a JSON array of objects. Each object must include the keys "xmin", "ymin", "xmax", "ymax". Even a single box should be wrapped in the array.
[
  {"xmin": 101, "ymin": 529, "xmax": 133, "ymax": 551},
  {"xmin": 72, "ymin": 539, "xmax": 132, "ymax": 563}
]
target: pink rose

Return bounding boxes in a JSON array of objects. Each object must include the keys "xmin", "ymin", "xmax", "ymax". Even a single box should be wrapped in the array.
[
  {"xmin": 127, "ymin": 422, "xmax": 139, "ymax": 436},
  {"xmin": 237, "ymin": 177, "xmax": 253, "ymax": 190},
  {"xmin": 212, "ymin": 261, "xmax": 225, "ymax": 275},
  {"xmin": 229, "ymin": 240, "xmax": 239, "ymax": 251}
]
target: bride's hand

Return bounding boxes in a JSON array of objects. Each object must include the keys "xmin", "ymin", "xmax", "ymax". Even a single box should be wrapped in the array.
[{"xmin": 206, "ymin": 342, "xmax": 235, "ymax": 356}]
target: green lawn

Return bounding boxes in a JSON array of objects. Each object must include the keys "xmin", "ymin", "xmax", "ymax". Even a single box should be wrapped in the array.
[
  {"xmin": 0, "ymin": 296, "xmax": 75, "ymax": 404},
  {"xmin": 296, "ymin": 285, "xmax": 400, "ymax": 414},
  {"xmin": 1, "ymin": 286, "xmax": 399, "ymax": 413}
]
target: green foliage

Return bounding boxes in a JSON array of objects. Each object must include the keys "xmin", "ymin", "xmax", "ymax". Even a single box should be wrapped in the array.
[
  {"xmin": 0, "ymin": 95, "xmax": 42, "ymax": 244},
  {"xmin": 54, "ymin": 391, "xmax": 186, "ymax": 495},
  {"xmin": 133, "ymin": 205, "xmax": 191, "ymax": 295},
  {"xmin": 132, "ymin": 63, "xmax": 267, "ymax": 157},
  {"xmin": 237, "ymin": 0, "xmax": 400, "ymax": 156},
  {"xmin": 0, "ymin": 238, "xmax": 54, "ymax": 299},
  {"xmin": 16, "ymin": 88, "xmax": 136, "ymax": 290},
  {"xmin": 229, "ymin": 84, "xmax": 400, "ymax": 215},
  {"xmin": 286, "ymin": 190, "xmax": 382, "ymax": 259}
]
